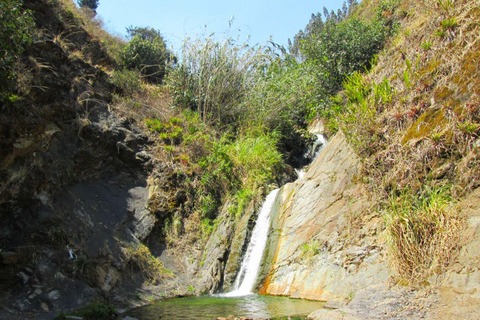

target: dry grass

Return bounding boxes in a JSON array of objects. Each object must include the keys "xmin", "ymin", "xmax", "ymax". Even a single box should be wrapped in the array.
[
  {"xmin": 335, "ymin": 0, "xmax": 480, "ymax": 283},
  {"xmin": 54, "ymin": 0, "xmax": 126, "ymax": 65},
  {"xmin": 385, "ymin": 187, "xmax": 463, "ymax": 284},
  {"xmin": 125, "ymin": 243, "xmax": 173, "ymax": 284}
]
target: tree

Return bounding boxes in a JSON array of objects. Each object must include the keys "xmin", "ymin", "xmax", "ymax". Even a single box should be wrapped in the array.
[
  {"xmin": 122, "ymin": 27, "xmax": 174, "ymax": 83},
  {"xmin": 77, "ymin": 0, "xmax": 99, "ymax": 11}
]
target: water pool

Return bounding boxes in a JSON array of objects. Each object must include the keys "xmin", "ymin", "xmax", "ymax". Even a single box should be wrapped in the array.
[{"xmin": 125, "ymin": 294, "xmax": 325, "ymax": 320}]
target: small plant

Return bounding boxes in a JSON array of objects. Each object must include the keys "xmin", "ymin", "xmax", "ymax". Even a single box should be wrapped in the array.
[
  {"xmin": 440, "ymin": 16, "xmax": 458, "ymax": 31},
  {"xmin": 458, "ymin": 120, "xmax": 479, "ymax": 136},
  {"xmin": 145, "ymin": 117, "xmax": 184, "ymax": 145},
  {"xmin": 373, "ymin": 78, "xmax": 394, "ymax": 105},
  {"xmin": 347, "ymin": 289, "xmax": 355, "ymax": 302},
  {"xmin": 437, "ymin": 16, "xmax": 458, "ymax": 38},
  {"xmin": 437, "ymin": 0, "xmax": 454, "ymax": 15},
  {"xmin": 73, "ymin": 255, "xmax": 95, "ymax": 278},
  {"xmin": 200, "ymin": 218, "xmax": 215, "ymax": 239},
  {"xmin": 187, "ymin": 285, "xmax": 195, "ymax": 293},
  {"xmin": 429, "ymin": 131, "xmax": 443, "ymax": 145},
  {"xmin": 420, "ymin": 40, "xmax": 432, "ymax": 51},
  {"xmin": 301, "ymin": 241, "xmax": 320, "ymax": 259}
]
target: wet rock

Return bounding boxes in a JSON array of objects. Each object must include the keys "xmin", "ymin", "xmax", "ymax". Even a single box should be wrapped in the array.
[{"xmin": 259, "ymin": 132, "xmax": 383, "ymax": 301}]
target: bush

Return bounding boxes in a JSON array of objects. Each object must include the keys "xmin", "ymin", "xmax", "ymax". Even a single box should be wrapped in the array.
[
  {"xmin": 77, "ymin": 0, "xmax": 99, "ymax": 11},
  {"xmin": 244, "ymin": 56, "xmax": 320, "ymax": 162},
  {"xmin": 109, "ymin": 69, "xmax": 142, "ymax": 96},
  {"xmin": 0, "ymin": 0, "xmax": 34, "ymax": 100},
  {"xmin": 122, "ymin": 27, "xmax": 173, "ymax": 83},
  {"xmin": 302, "ymin": 17, "xmax": 388, "ymax": 94}
]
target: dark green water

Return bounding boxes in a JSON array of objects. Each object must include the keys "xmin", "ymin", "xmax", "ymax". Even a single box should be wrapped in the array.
[{"xmin": 125, "ymin": 294, "xmax": 325, "ymax": 320}]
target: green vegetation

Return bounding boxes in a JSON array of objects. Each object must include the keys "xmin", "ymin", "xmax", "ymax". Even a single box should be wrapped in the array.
[
  {"xmin": 122, "ymin": 27, "xmax": 174, "ymax": 83},
  {"xmin": 56, "ymin": 301, "xmax": 117, "ymax": 320},
  {"xmin": 125, "ymin": 244, "xmax": 172, "ymax": 284},
  {"xmin": 166, "ymin": 34, "xmax": 262, "ymax": 128},
  {"xmin": 0, "ymin": 0, "xmax": 34, "ymax": 102},
  {"xmin": 77, "ymin": 0, "xmax": 99, "ymax": 11},
  {"xmin": 110, "ymin": 69, "xmax": 143, "ymax": 95},
  {"xmin": 300, "ymin": 241, "xmax": 321, "ymax": 261},
  {"xmin": 73, "ymin": 255, "xmax": 96, "ymax": 278},
  {"xmin": 7, "ymin": 0, "xmax": 475, "ymax": 290}
]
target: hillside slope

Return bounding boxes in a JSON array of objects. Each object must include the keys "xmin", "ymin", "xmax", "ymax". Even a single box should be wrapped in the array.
[
  {"xmin": 0, "ymin": 0, "xmax": 195, "ymax": 318},
  {"xmin": 259, "ymin": 0, "xmax": 480, "ymax": 318}
]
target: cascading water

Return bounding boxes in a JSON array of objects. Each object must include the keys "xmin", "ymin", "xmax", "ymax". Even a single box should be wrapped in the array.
[
  {"xmin": 224, "ymin": 133, "xmax": 328, "ymax": 297},
  {"xmin": 295, "ymin": 134, "xmax": 327, "ymax": 179},
  {"xmin": 224, "ymin": 189, "xmax": 280, "ymax": 297}
]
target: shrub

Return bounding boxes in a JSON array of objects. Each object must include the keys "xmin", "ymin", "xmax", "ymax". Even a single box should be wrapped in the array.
[
  {"xmin": 122, "ymin": 27, "xmax": 173, "ymax": 83},
  {"xmin": 244, "ymin": 57, "xmax": 320, "ymax": 162},
  {"xmin": 0, "ymin": 0, "xmax": 34, "ymax": 100},
  {"xmin": 301, "ymin": 17, "xmax": 388, "ymax": 94},
  {"xmin": 110, "ymin": 69, "xmax": 142, "ymax": 96}
]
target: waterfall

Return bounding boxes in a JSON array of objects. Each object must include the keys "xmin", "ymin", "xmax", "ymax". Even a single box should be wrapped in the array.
[
  {"xmin": 224, "ymin": 133, "xmax": 327, "ymax": 297},
  {"xmin": 295, "ymin": 133, "xmax": 327, "ymax": 179},
  {"xmin": 224, "ymin": 188, "xmax": 280, "ymax": 297}
]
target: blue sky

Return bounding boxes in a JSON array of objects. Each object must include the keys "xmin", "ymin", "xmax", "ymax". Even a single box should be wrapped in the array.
[{"xmin": 96, "ymin": 0, "xmax": 343, "ymax": 53}]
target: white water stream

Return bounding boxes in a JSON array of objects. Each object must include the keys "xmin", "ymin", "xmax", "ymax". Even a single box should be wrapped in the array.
[
  {"xmin": 224, "ymin": 134, "xmax": 327, "ymax": 297},
  {"xmin": 224, "ymin": 188, "xmax": 280, "ymax": 297},
  {"xmin": 295, "ymin": 133, "xmax": 328, "ymax": 179}
]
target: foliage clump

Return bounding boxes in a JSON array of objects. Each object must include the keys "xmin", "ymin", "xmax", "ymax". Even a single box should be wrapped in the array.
[
  {"xmin": 56, "ymin": 301, "xmax": 117, "ymax": 320},
  {"xmin": 0, "ymin": 0, "xmax": 34, "ymax": 101},
  {"xmin": 77, "ymin": 0, "xmax": 99, "ymax": 11},
  {"xmin": 125, "ymin": 243, "xmax": 172, "ymax": 284},
  {"xmin": 122, "ymin": 26, "xmax": 174, "ymax": 84}
]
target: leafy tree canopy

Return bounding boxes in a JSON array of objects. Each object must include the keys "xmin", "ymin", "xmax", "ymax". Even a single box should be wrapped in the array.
[
  {"xmin": 77, "ymin": 0, "xmax": 99, "ymax": 11},
  {"xmin": 122, "ymin": 26, "xmax": 173, "ymax": 83}
]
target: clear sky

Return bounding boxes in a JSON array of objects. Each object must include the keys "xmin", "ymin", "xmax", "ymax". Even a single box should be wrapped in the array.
[{"xmin": 95, "ymin": 0, "xmax": 343, "ymax": 53}]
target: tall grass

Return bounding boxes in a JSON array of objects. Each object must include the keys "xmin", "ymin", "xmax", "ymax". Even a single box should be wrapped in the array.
[{"xmin": 166, "ymin": 34, "xmax": 267, "ymax": 127}]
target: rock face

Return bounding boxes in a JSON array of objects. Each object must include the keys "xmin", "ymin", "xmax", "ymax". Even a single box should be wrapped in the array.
[{"xmin": 258, "ymin": 131, "xmax": 386, "ymax": 301}]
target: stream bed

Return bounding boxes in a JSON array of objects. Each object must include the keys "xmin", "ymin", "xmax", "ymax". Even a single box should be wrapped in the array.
[{"xmin": 124, "ymin": 294, "xmax": 325, "ymax": 320}]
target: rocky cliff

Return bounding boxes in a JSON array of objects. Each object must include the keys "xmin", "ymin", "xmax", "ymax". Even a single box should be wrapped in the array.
[
  {"xmin": 258, "ymin": 131, "xmax": 386, "ymax": 301},
  {"xmin": 0, "ymin": 1, "xmax": 196, "ymax": 318},
  {"xmin": 258, "ymin": 131, "xmax": 480, "ymax": 319}
]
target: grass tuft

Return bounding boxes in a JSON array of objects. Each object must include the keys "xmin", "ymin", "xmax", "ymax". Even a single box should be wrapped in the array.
[{"xmin": 385, "ymin": 186, "xmax": 463, "ymax": 284}]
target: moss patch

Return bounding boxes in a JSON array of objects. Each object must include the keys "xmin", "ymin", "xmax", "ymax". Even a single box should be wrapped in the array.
[{"xmin": 402, "ymin": 107, "xmax": 446, "ymax": 143}]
